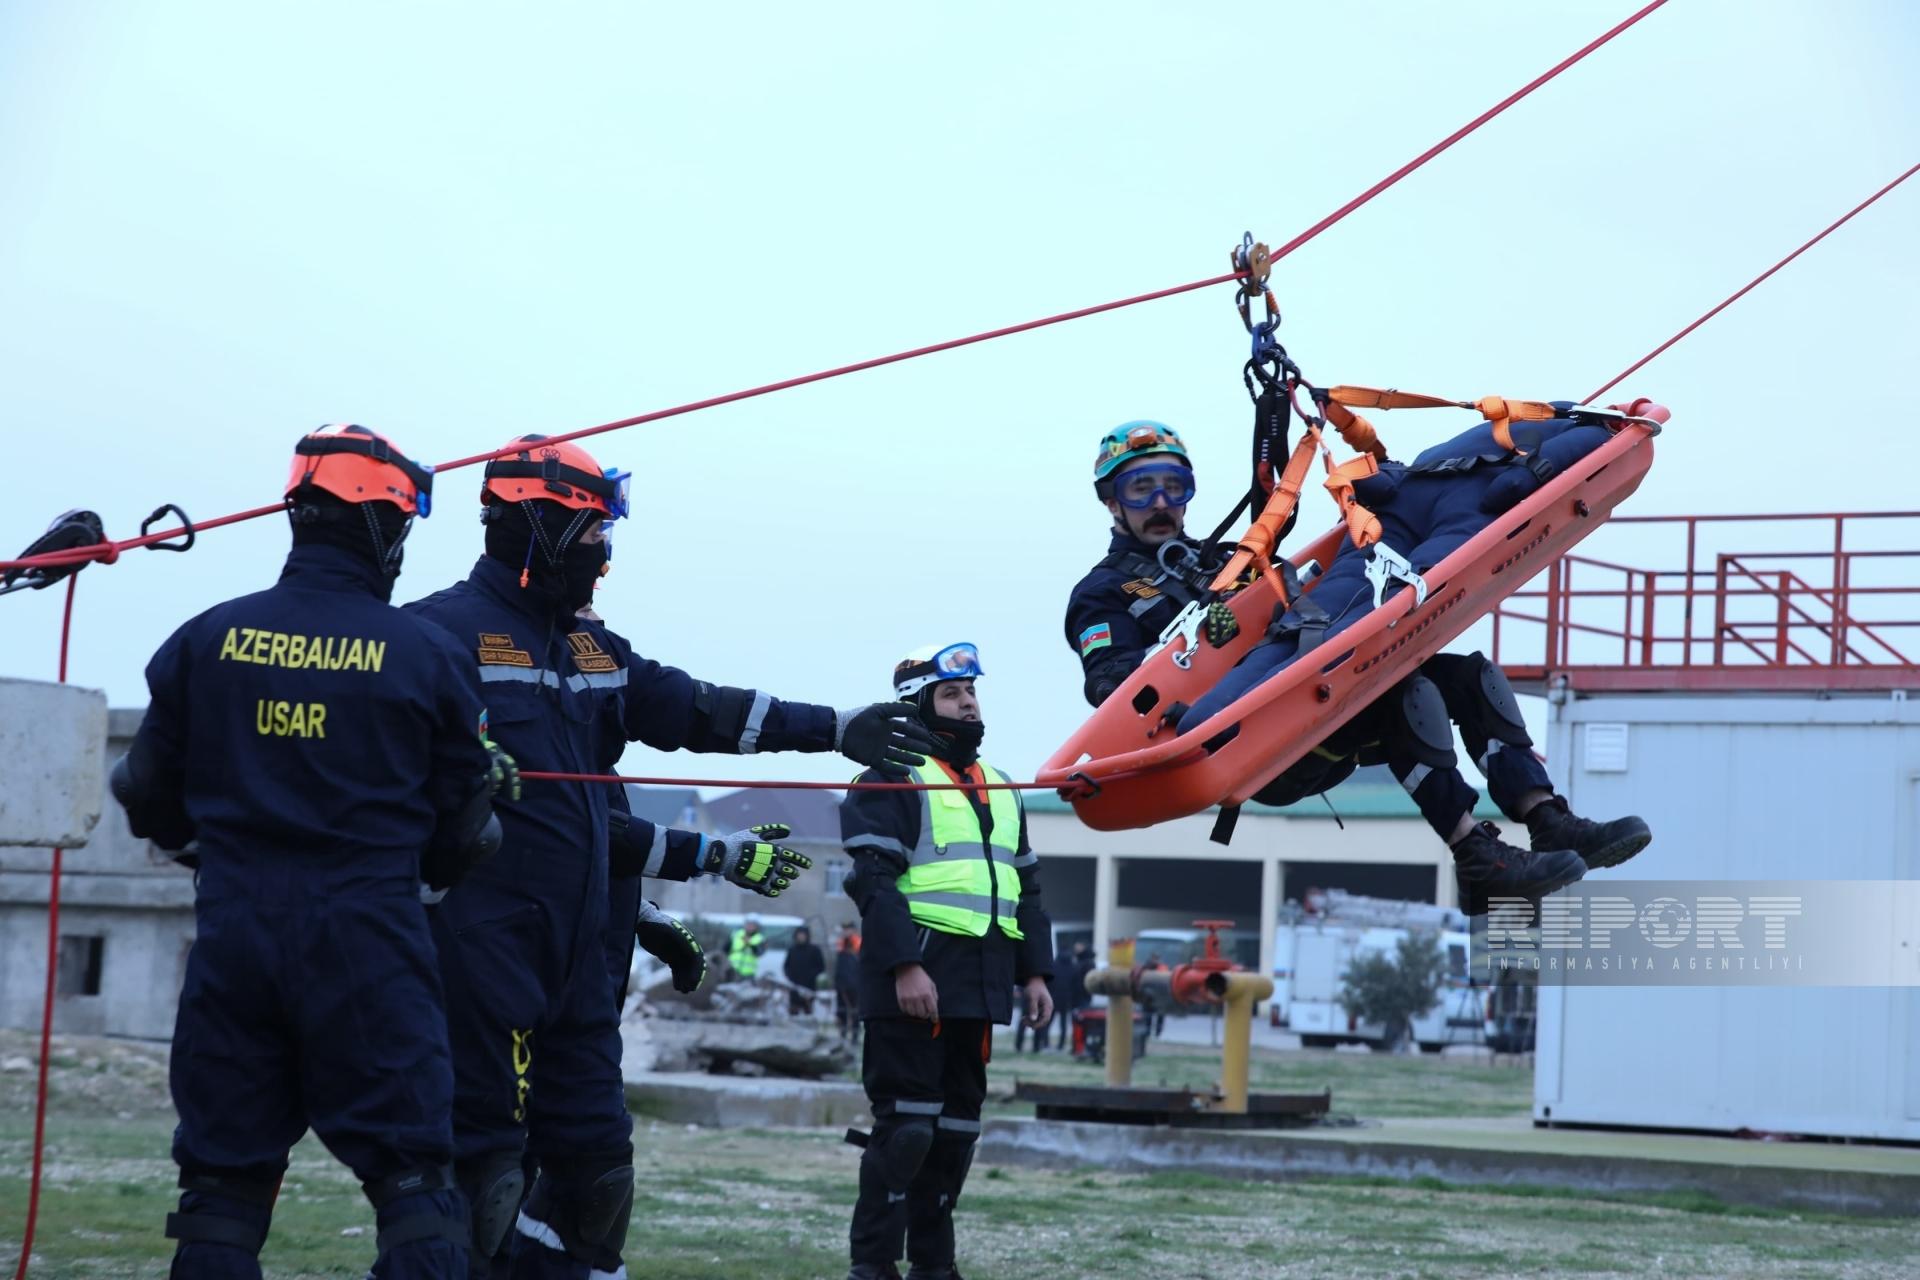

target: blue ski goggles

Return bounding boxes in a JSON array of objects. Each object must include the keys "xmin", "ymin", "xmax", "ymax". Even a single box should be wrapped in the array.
[
  {"xmin": 1111, "ymin": 462, "xmax": 1196, "ymax": 510},
  {"xmin": 893, "ymin": 642, "xmax": 985, "ymax": 697},
  {"xmin": 927, "ymin": 642, "xmax": 983, "ymax": 679},
  {"xmin": 598, "ymin": 468, "xmax": 632, "ymax": 557}
]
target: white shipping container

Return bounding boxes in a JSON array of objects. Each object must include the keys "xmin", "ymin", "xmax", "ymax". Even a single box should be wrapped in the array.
[{"xmin": 1535, "ymin": 690, "xmax": 1920, "ymax": 1140}]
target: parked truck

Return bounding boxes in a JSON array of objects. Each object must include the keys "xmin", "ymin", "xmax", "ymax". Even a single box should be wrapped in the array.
[{"xmin": 1270, "ymin": 891, "xmax": 1476, "ymax": 1053}]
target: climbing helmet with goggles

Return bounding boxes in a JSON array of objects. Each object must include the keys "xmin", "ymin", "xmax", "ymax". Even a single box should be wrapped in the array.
[
  {"xmin": 1093, "ymin": 421, "xmax": 1190, "ymax": 498},
  {"xmin": 892, "ymin": 642, "xmax": 984, "ymax": 699},
  {"xmin": 482, "ymin": 435, "xmax": 631, "ymax": 519},
  {"xmin": 285, "ymin": 424, "xmax": 433, "ymax": 516}
]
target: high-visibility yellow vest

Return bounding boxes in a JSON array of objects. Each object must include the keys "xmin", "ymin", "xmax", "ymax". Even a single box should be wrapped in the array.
[
  {"xmin": 729, "ymin": 928, "xmax": 762, "ymax": 977},
  {"xmin": 896, "ymin": 759, "xmax": 1031, "ymax": 939}
]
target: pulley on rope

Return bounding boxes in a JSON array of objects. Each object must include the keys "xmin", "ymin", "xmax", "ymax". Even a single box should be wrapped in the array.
[{"xmin": 1, "ymin": 503, "xmax": 198, "ymax": 599}]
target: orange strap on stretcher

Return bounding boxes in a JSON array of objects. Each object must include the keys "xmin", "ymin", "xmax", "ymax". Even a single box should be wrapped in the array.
[
  {"xmin": 1327, "ymin": 385, "xmax": 1559, "ymax": 453},
  {"xmin": 1209, "ymin": 383, "xmax": 1563, "ymax": 599},
  {"xmin": 1209, "ymin": 427, "xmax": 1322, "ymax": 597}
]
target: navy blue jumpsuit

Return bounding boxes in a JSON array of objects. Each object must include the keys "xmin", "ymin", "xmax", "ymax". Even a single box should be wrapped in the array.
[
  {"xmin": 404, "ymin": 555, "xmax": 841, "ymax": 1275},
  {"xmin": 132, "ymin": 542, "xmax": 489, "ymax": 1279}
]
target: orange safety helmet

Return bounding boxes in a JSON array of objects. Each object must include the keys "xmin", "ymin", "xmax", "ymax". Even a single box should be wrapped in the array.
[
  {"xmin": 481, "ymin": 435, "xmax": 630, "ymax": 518},
  {"xmin": 285, "ymin": 424, "xmax": 433, "ymax": 516}
]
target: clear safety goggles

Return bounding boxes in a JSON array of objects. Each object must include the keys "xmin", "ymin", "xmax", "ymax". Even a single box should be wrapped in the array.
[{"xmin": 1112, "ymin": 462, "xmax": 1196, "ymax": 510}]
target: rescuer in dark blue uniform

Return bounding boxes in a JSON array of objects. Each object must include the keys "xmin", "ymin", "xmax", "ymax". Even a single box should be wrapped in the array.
[
  {"xmin": 114, "ymin": 425, "xmax": 515, "ymax": 1280},
  {"xmin": 1068, "ymin": 420, "xmax": 1649, "ymax": 912},
  {"xmin": 405, "ymin": 435, "xmax": 940, "ymax": 1279}
]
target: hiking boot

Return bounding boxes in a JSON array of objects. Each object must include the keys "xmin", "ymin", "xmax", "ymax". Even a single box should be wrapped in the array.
[
  {"xmin": 1451, "ymin": 821, "xmax": 1586, "ymax": 917},
  {"xmin": 1524, "ymin": 796, "xmax": 1652, "ymax": 870},
  {"xmin": 848, "ymin": 1265, "xmax": 904, "ymax": 1280}
]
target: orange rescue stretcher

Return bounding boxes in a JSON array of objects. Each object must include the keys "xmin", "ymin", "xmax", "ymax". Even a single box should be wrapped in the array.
[{"xmin": 1036, "ymin": 397, "xmax": 1668, "ymax": 831}]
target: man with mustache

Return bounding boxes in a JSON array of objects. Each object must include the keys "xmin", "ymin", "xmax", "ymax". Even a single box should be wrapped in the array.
[{"xmin": 1063, "ymin": 421, "xmax": 1649, "ymax": 914}]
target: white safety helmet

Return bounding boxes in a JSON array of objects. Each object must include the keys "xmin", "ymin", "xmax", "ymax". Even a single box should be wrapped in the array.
[{"xmin": 891, "ymin": 642, "xmax": 984, "ymax": 699}]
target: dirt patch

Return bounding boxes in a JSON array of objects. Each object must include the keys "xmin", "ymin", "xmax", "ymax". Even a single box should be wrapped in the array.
[{"xmin": 0, "ymin": 1028, "xmax": 172, "ymax": 1117}]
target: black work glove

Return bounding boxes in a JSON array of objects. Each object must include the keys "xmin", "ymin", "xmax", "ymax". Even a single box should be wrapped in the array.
[
  {"xmin": 835, "ymin": 702, "xmax": 940, "ymax": 778},
  {"xmin": 702, "ymin": 824, "xmax": 812, "ymax": 898},
  {"xmin": 636, "ymin": 901, "xmax": 707, "ymax": 993}
]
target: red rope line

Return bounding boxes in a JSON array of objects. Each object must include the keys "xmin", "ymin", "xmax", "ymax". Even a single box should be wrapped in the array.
[
  {"xmin": 11, "ymin": 577, "xmax": 75, "ymax": 1280},
  {"xmin": 527, "ymin": 769, "xmax": 1090, "ymax": 792},
  {"xmin": 0, "ymin": 0, "xmax": 1669, "ymax": 578},
  {"xmin": 1587, "ymin": 160, "xmax": 1920, "ymax": 403}
]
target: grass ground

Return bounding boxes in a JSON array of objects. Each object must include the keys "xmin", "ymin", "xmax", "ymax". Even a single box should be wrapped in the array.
[{"xmin": 5, "ymin": 1030, "xmax": 1916, "ymax": 1279}]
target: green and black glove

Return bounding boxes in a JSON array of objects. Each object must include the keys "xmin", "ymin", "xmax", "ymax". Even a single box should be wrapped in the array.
[
  {"xmin": 482, "ymin": 735, "xmax": 521, "ymax": 802},
  {"xmin": 702, "ymin": 823, "xmax": 812, "ymax": 898},
  {"xmin": 636, "ymin": 901, "xmax": 707, "ymax": 993},
  {"xmin": 1204, "ymin": 601, "xmax": 1240, "ymax": 648}
]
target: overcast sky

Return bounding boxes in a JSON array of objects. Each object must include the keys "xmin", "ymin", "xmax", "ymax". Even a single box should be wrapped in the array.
[{"xmin": 3, "ymin": 1, "xmax": 1916, "ymax": 793}]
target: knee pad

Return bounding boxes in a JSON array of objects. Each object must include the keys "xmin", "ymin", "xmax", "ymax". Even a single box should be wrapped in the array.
[
  {"xmin": 363, "ymin": 1165, "xmax": 469, "ymax": 1260},
  {"xmin": 1470, "ymin": 653, "xmax": 1532, "ymax": 747},
  {"xmin": 1395, "ymin": 675, "xmax": 1458, "ymax": 769},
  {"xmin": 167, "ymin": 1170, "xmax": 280, "ymax": 1258},
  {"xmin": 928, "ymin": 1128, "xmax": 979, "ymax": 1208},
  {"xmin": 572, "ymin": 1163, "xmax": 634, "ymax": 1253},
  {"xmin": 868, "ymin": 1116, "xmax": 936, "ymax": 1192},
  {"xmin": 522, "ymin": 1152, "xmax": 634, "ymax": 1262},
  {"xmin": 456, "ymin": 1151, "xmax": 526, "ymax": 1259}
]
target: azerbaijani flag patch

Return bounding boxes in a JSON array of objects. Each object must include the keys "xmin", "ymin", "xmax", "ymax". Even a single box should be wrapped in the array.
[{"xmin": 1078, "ymin": 623, "xmax": 1113, "ymax": 656}]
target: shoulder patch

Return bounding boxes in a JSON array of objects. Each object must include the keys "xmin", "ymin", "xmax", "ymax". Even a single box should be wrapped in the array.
[
  {"xmin": 566, "ymin": 630, "xmax": 619, "ymax": 674},
  {"xmin": 478, "ymin": 632, "xmax": 534, "ymax": 668},
  {"xmin": 1078, "ymin": 623, "xmax": 1113, "ymax": 656}
]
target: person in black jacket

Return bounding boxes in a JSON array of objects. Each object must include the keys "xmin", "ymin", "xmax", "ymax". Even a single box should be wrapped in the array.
[
  {"xmin": 833, "ymin": 926, "xmax": 862, "ymax": 1042},
  {"xmin": 1048, "ymin": 942, "xmax": 1078, "ymax": 1053},
  {"xmin": 784, "ymin": 925, "xmax": 827, "ymax": 1016},
  {"xmin": 840, "ymin": 643, "xmax": 1054, "ymax": 1280}
]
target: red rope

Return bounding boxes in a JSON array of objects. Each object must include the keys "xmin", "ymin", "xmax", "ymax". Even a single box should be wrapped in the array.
[
  {"xmin": 1587, "ymin": 160, "xmax": 1920, "ymax": 403},
  {"xmin": 11, "ymin": 577, "xmax": 76, "ymax": 1280},
  {"xmin": 526, "ymin": 769, "xmax": 1080, "ymax": 792},
  {"xmin": 0, "ymin": 0, "xmax": 1670, "ymax": 578}
]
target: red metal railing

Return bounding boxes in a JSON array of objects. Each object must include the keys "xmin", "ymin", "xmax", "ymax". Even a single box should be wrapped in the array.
[{"xmin": 1491, "ymin": 512, "xmax": 1920, "ymax": 693}]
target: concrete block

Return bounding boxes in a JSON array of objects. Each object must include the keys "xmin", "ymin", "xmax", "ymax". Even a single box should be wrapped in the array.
[
  {"xmin": 981, "ymin": 1116, "xmax": 1920, "ymax": 1218},
  {"xmin": 0, "ymin": 679, "xmax": 108, "ymax": 847},
  {"xmin": 624, "ymin": 1071, "xmax": 869, "ymax": 1129}
]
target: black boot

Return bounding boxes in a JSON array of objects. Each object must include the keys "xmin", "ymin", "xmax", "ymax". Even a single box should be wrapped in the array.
[
  {"xmin": 1451, "ymin": 822, "xmax": 1585, "ymax": 916},
  {"xmin": 1524, "ymin": 797, "xmax": 1651, "ymax": 870},
  {"xmin": 848, "ymin": 1266, "xmax": 903, "ymax": 1280},
  {"xmin": 905, "ymin": 1268, "xmax": 964, "ymax": 1279}
]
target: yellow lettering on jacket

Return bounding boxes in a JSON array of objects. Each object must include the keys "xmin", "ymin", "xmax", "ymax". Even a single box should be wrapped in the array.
[
  {"xmin": 217, "ymin": 628, "xmax": 384, "ymax": 674},
  {"xmin": 254, "ymin": 700, "xmax": 328, "ymax": 738}
]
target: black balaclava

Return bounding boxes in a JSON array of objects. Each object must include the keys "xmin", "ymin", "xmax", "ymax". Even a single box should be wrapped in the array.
[
  {"xmin": 287, "ymin": 488, "xmax": 412, "ymax": 601},
  {"xmin": 916, "ymin": 684, "xmax": 985, "ymax": 769},
  {"xmin": 484, "ymin": 497, "xmax": 606, "ymax": 617}
]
